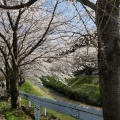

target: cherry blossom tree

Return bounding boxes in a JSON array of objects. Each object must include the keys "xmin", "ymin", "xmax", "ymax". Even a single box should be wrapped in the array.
[
  {"xmin": 0, "ymin": 0, "xmax": 93, "ymax": 109},
  {"xmin": 0, "ymin": 1, "xmax": 119, "ymax": 120},
  {"xmin": 0, "ymin": 0, "xmax": 61, "ymax": 108},
  {"xmin": 18, "ymin": 1, "xmax": 97, "ymax": 83}
]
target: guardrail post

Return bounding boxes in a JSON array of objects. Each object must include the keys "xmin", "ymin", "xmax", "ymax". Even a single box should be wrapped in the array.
[
  {"xmin": 34, "ymin": 100, "xmax": 40, "ymax": 120},
  {"xmin": 28, "ymin": 101, "xmax": 31, "ymax": 107},
  {"xmin": 43, "ymin": 107, "xmax": 46, "ymax": 116},
  {"xmin": 18, "ymin": 97, "xmax": 21, "ymax": 107}
]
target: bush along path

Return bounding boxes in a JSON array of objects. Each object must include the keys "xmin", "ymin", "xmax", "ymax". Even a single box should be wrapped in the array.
[{"xmin": 40, "ymin": 76, "xmax": 101, "ymax": 107}]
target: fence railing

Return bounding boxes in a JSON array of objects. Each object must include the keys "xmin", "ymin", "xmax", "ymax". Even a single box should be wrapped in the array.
[{"xmin": 19, "ymin": 92, "xmax": 103, "ymax": 120}]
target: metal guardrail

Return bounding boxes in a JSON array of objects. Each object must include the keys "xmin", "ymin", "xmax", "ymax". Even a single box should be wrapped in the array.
[{"xmin": 19, "ymin": 92, "xmax": 103, "ymax": 120}]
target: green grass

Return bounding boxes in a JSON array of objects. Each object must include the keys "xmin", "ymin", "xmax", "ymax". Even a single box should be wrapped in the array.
[
  {"xmin": 0, "ymin": 101, "xmax": 33, "ymax": 120},
  {"xmin": 19, "ymin": 80, "xmax": 43, "ymax": 96},
  {"xmin": 67, "ymin": 76, "xmax": 100, "ymax": 105},
  {"xmin": 67, "ymin": 76, "xmax": 99, "ymax": 87},
  {"xmin": 0, "ymin": 80, "xmax": 74, "ymax": 120},
  {"xmin": 0, "ymin": 76, "xmax": 100, "ymax": 120},
  {"xmin": 20, "ymin": 80, "xmax": 74, "ymax": 120}
]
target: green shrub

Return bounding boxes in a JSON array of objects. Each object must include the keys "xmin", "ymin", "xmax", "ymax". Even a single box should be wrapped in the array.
[{"xmin": 41, "ymin": 76, "xmax": 101, "ymax": 106}]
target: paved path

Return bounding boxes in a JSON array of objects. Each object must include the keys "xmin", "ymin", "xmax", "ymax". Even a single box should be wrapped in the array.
[{"xmin": 33, "ymin": 81, "xmax": 101, "ymax": 109}]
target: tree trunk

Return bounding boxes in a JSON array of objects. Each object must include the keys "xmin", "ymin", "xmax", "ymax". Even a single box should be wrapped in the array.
[
  {"xmin": 6, "ymin": 77, "xmax": 10, "ymax": 91},
  {"xmin": 5, "ymin": 62, "xmax": 11, "ymax": 91},
  {"xmin": 97, "ymin": 0, "xmax": 120, "ymax": 120},
  {"xmin": 10, "ymin": 24, "xmax": 19, "ymax": 109},
  {"xmin": 10, "ymin": 70, "xmax": 19, "ymax": 109}
]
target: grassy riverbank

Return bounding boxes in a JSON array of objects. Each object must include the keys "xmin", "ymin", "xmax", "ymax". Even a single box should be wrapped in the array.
[
  {"xmin": 0, "ymin": 80, "xmax": 74, "ymax": 120},
  {"xmin": 41, "ymin": 76, "xmax": 101, "ymax": 106},
  {"xmin": 0, "ymin": 76, "xmax": 101, "ymax": 120}
]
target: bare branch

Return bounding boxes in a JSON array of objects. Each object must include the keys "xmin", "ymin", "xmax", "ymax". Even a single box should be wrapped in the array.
[
  {"xmin": 77, "ymin": 0, "xmax": 96, "ymax": 11},
  {"xmin": 18, "ymin": 1, "xmax": 59, "ymax": 64},
  {"xmin": 0, "ymin": 0, "xmax": 37, "ymax": 9}
]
